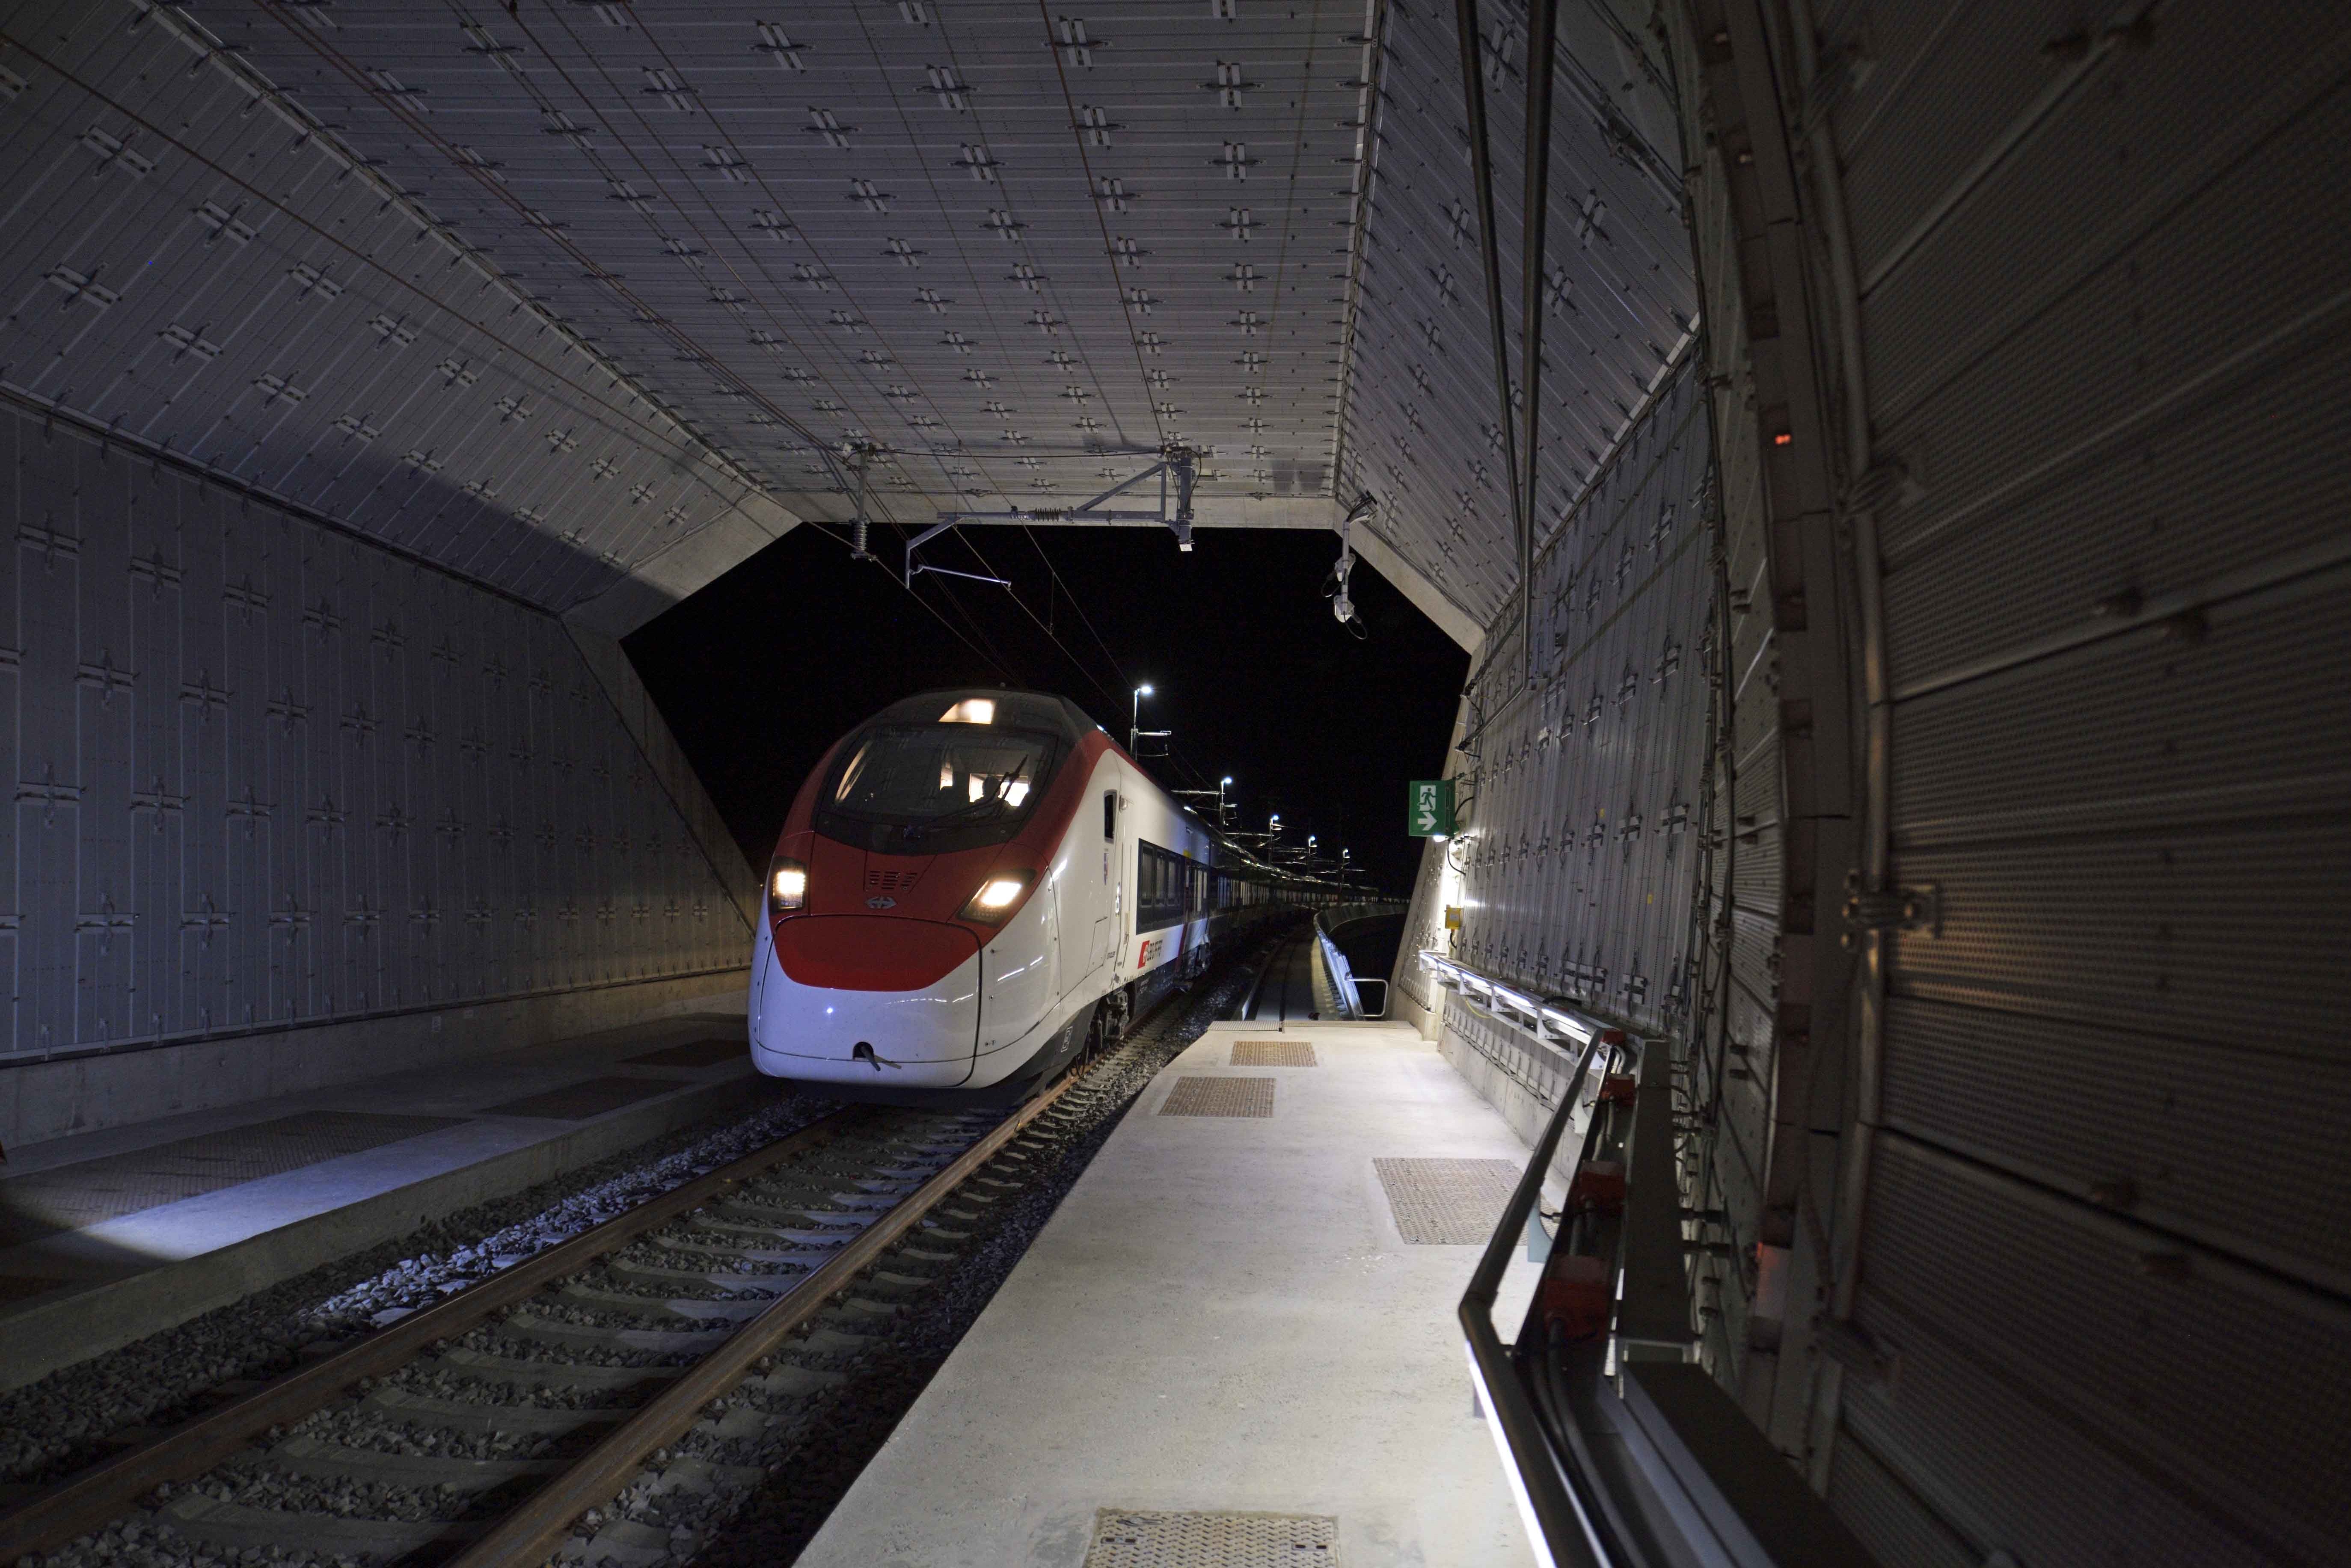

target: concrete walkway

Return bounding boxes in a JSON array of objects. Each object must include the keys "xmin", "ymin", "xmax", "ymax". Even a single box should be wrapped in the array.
[
  {"xmin": 0, "ymin": 1001, "xmax": 758, "ymax": 1392},
  {"xmin": 799, "ymin": 1019, "xmax": 1541, "ymax": 1568}
]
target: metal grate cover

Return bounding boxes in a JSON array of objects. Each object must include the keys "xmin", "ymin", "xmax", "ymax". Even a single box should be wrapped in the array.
[
  {"xmin": 1083, "ymin": 1509, "xmax": 1338, "ymax": 1567},
  {"xmin": 1373, "ymin": 1158, "xmax": 1522, "ymax": 1245},
  {"xmin": 0, "ymin": 1113, "xmax": 464, "ymax": 1246},
  {"xmin": 1230, "ymin": 1040, "xmax": 1318, "ymax": 1067},
  {"xmin": 476, "ymin": 1077, "xmax": 688, "ymax": 1120},
  {"xmin": 623, "ymin": 1039, "xmax": 744, "ymax": 1069},
  {"xmin": 1158, "ymin": 1077, "xmax": 1276, "ymax": 1118}
]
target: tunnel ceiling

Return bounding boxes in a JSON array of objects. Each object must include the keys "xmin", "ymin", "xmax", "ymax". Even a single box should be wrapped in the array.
[{"xmin": 0, "ymin": 0, "xmax": 1691, "ymax": 634}]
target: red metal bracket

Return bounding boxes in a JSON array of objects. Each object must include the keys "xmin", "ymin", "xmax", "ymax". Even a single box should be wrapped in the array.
[
  {"xmin": 1538, "ymin": 1254, "xmax": 1612, "ymax": 1340},
  {"xmin": 1569, "ymin": 1158, "xmax": 1625, "ymax": 1213}
]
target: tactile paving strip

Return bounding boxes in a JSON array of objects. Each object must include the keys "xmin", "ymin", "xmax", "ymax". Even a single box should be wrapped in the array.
[
  {"xmin": 1158, "ymin": 1077, "xmax": 1276, "ymax": 1118},
  {"xmin": 1230, "ymin": 1039, "xmax": 1317, "ymax": 1067},
  {"xmin": 1083, "ymin": 1509, "xmax": 1339, "ymax": 1567},
  {"xmin": 476, "ymin": 1076, "xmax": 688, "ymax": 1120},
  {"xmin": 1372, "ymin": 1157, "xmax": 1523, "ymax": 1244},
  {"xmin": 0, "ymin": 1112, "xmax": 465, "ymax": 1246},
  {"xmin": 623, "ymin": 1038, "xmax": 743, "ymax": 1068}
]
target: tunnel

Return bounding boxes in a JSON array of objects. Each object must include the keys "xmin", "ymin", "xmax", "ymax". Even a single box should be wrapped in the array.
[{"xmin": 0, "ymin": 2, "xmax": 2341, "ymax": 1566}]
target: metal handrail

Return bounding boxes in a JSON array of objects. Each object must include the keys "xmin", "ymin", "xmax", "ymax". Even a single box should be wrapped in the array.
[
  {"xmin": 1458, "ymin": 1023, "xmax": 1617, "ymax": 1568},
  {"xmin": 1437, "ymin": 949, "xmax": 1882, "ymax": 1568},
  {"xmin": 1418, "ymin": 949, "xmax": 1602, "ymax": 1054},
  {"xmin": 1431, "ymin": 946, "xmax": 1637, "ymax": 1566}
]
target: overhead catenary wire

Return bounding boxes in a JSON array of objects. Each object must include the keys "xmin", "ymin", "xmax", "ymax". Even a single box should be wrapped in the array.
[
  {"xmin": 1021, "ymin": 527, "xmax": 1137, "ymax": 694},
  {"xmin": 950, "ymin": 531, "xmax": 1133, "ymax": 715},
  {"xmin": 511, "ymin": 3, "xmax": 1100, "ymax": 673}
]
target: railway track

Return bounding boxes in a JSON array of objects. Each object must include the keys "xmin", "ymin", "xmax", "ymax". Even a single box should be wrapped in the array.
[
  {"xmin": 0, "ymin": 960, "xmax": 1254, "ymax": 1568},
  {"xmin": 1239, "ymin": 920, "xmax": 1318, "ymax": 1024}
]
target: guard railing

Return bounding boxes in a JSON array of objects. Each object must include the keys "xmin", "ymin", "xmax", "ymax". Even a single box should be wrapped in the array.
[
  {"xmin": 1315, "ymin": 903, "xmax": 1405, "ymax": 1019},
  {"xmin": 1420, "ymin": 951, "xmax": 1879, "ymax": 1568}
]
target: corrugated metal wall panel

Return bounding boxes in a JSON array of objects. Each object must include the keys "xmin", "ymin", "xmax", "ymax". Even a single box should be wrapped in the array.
[
  {"xmin": 0, "ymin": 404, "xmax": 749, "ymax": 1061},
  {"xmin": 1445, "ymin": 362, "xmax": 1715, "ymax": 1031},
  {"xmin": 1833, "ymin": 0, "xmax": 2060, "ymax": 276},
  {"xmin": 0, "ymin": 4, "xmax": 787, "ymax": 628},
  {"xmin": 1861, "ymin": 3, "xmax": 2348, "ymax": 427},
  {"xmin": 1891, "ymin": 573, "xmax": 2350, "ymax": 848},
  {"xmin": 1839, "ymin": 1295, "xmax": 2279, "ymax": 1568},
  {"xmin": 1855, "ymin": 1134, "xmax": 2348, "ymax": 1565},
  {"xmin": 1877, "ymin": 102, "xmax": 2351, "ymax": 690},
  {"xmin": 1340, "ymin": 0, "xmax": 1699, "ymax": 627},
  {"xmin": 1822, "ymin": 1428, "xmax": 1977, "ymax": 1568},
  {"xmin": 1635, "ymin": 0, "xmax": 2351, "ymax": 1545},
  {"xmin": 1879, "ymin": 993, "xmax": 2351, "ymax": 1298},
  {"xmin": 1891, "ymin": 827, "xmax": 2346, "ymax": 1044}
]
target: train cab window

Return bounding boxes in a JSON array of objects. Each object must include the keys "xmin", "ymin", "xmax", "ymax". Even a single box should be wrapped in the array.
[
  {"xmin": 1103, "ymin": 790, "xmax": 1117, "ymax": 841},
  {"xmin": 815, "ymin": 723, "xmax": 1062, "ymax": 854}
]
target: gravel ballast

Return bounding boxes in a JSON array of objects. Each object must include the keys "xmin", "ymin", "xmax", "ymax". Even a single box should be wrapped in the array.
[
  {"xmin": 8, "ymin": 922, "xmax": 1302, "ymax": 1568},
  {"xmin": 0, "ymin": 1090, "xmax": 834, "ymax": 1488}
]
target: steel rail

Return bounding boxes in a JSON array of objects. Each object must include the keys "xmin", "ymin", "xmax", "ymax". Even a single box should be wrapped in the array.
[
  {"xmin": 445, "ymin": 1039, "xmax": 1107, "ymax": 1568},
  {"xmin": 0, "ymin": 1108, "xmax": 872, "ymax": 1565}
]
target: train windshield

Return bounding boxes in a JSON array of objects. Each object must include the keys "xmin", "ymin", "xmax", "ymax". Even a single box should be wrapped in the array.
[{"xmin": 818, "ymin": 724, "xmax": 1061, "ymax": 852}]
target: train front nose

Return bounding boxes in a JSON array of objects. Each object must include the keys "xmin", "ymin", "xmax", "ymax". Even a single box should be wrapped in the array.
[{"xmin": 751, "ymin": 914, "xmax": 983, "ymax": 1087}]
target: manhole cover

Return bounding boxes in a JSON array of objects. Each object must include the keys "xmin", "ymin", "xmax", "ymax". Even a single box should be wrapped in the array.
[
  {"xmin": 1230, "ymin": 1039, "xmax": 1317, "ymax": 1067},
  {"xmin": 1158, "ymin": 1077, "xmax": 1276, "ymax": 1118},
  {"xmin": 1372, "ymin": 1157, "xmax": 1521, "ymax": 1244},
  {"xmin": 1083, "ymin": 1509, "xmax": 1338, "ymax": 1567}
]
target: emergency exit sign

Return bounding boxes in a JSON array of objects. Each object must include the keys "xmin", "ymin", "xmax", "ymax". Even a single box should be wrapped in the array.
[{"xmin": 1408, "ymin": 779, "xmax": 1453, "ymax": 838}]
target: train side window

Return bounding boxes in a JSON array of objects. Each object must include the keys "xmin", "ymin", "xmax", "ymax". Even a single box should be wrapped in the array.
[{"xmin": 1103, "ymin": 790, "xmax": 1116, "ymax": 840}]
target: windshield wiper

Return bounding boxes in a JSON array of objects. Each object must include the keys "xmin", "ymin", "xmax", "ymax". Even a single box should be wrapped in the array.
[{"xmin": 898, "ymin": 794, "xmax": 1019, "ymax": 842}]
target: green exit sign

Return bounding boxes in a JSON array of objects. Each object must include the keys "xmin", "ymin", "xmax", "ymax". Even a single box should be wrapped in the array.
[{"xmin": 1408, "ymin": 779, "xmax": 1454, "ymax": 838}]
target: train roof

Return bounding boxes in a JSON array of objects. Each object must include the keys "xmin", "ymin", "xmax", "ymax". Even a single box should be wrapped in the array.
[
  {"xmin": 864, "ymin": 688, "xmax": 1358, "ymax": 894},
  {"xmin": 865, "ymin": 688, "xmax": 1096, "ymax": 743}
]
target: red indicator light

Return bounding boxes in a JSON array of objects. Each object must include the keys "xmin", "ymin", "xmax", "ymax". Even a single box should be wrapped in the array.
[{"xmin": 1772, "ymin": 431, "xmax": 1793, "ymax": 447}]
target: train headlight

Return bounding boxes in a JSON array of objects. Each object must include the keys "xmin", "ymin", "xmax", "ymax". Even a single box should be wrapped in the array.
[
  {"xmin": 768, "ymin": 856, "xmax": 808, "ymax": 911},
  {"xmin": 961, "ymin": 872, "xmax": 1031, "ymax": 922}
]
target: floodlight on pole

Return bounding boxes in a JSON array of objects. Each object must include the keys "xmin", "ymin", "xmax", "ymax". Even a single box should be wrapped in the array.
[{"xmin": 1129, "ymin": 685, "xmax": 1155, "ymax": 753}]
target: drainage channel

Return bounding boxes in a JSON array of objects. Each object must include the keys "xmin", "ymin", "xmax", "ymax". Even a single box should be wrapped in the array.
[{"xmin": 2, "ymin": 937, "xmax": 1277, "ymax": 1568}]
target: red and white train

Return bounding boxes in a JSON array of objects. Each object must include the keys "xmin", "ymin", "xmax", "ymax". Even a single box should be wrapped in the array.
[{"xmin": 749, "ymin": 688, "xmax": 1336, "ymax": 1105}]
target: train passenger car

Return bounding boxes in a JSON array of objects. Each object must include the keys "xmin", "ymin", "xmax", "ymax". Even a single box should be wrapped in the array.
[{"xmin": 749, "ymin": 688, "xmax": 1300, "ymax": 1105}]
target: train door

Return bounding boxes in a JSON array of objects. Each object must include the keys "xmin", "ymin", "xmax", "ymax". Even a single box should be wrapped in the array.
[
  {"xmin": 1098, "ymin": 770, "xmax": 1122, "ymax": 973},
  {"xmin": 1051, "ymin": 764, "xmax": 1111, "ymax": 981}
]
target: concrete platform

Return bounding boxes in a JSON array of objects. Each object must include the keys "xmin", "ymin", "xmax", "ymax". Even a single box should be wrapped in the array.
[
  {"xmin": 0, "ymin": 999, "xmax": 763, "ymax": 1392},
  {"xmin": 799, "ymin": 1019, "xmax": 1547, "ymax": 1568}
]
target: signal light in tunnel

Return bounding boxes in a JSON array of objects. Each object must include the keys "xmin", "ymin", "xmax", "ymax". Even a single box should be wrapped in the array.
[{"xmin": 1771, "ymin": 430, "xmax": 1793, "ymax": 447}]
